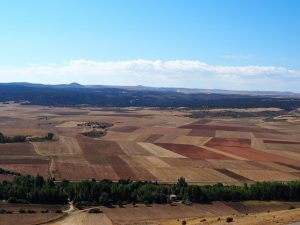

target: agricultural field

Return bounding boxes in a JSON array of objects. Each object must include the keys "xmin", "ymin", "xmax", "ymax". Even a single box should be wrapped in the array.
[
  {"xmin": 1, "ymin": 103, "xmax": 300, "ymax": 184},
  {"xmin": 47, "ymin": 201, "xmax": 300, "ymax": 225},
  {"xmin": 0, "ymin": 203, "xmax": 65, "ymax": 225}
]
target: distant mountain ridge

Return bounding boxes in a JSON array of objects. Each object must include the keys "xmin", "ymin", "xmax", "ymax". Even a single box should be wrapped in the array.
[
  {"xmin": 0, "ymin": 82, "xmax": 300, "ymax": 109},
  {"xmin": 0, "ymin": 82, "xmax": 298, "ymax": 97}
]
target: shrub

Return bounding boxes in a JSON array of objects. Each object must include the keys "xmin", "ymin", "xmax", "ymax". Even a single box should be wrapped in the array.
[
  {"xmin": 0, "ymin": 209, "xmax": 6, "ymax": 214},
  {"xmin": 7, "ymin": 197, "xmax": 28, "ymax": 204},
  {"xmin": 88, "ymin": 208, "xmax": 101, "ymax": 213},
  {"xmin": 27, "ymin": 210, "xmax": 36, "ymax": 214},
  {"xmin": 226, "ymin": 217, "xmax": 233, "ymax": 223},
  {"xmin": 289, "ymin": 205, "xmax": 296, "ymax": 210},
  {"xmin": 41, "ymin": 210, "xmax": 49, "ymax": 213},
  {"xmin": 19, "ymin": 209, "xmax": 26, "ymax": 214},
  {"xmin": 182, "ymin": 220, "xmax": 187, "ymax": 225},
  {"xmin": 55, "ymin": 209, "xmax": 63, "ymax": 213}
]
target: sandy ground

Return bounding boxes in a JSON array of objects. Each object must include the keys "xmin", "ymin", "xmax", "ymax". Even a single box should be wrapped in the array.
[
  {"xmin": 159, "ymin": 208, "xmax": 300, "ymax": 225},
  {"xmin": 45, "ymin": 203, "xmax": 300, "ymax": 225},
  {"xmin": 48, "ymin": 211, "xmax": 113, "ymax": 225}
]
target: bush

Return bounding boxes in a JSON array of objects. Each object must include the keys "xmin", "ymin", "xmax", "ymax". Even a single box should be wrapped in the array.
[
  {"xmin": 19, "ymin": 209, "xmax": 26, "ymax": 214},
  {"xmin": 226, "ymin": 217, "xmax": 233, "ymax": 223},
  {"xmin": 88, "ymin": 208, "xmax": 101, "ymax": 213},
  {"xmin": 41, "ymin": 210, "xmax": 49, "ymax": 213},
  {"xmin": 55, "ymin": 209, "xmax": 63, "ymax": 213},
  {"xmin": 182, "ymin": 220, "xmax": 187, "ymax": 225},
  {"xmin": 289, "ymin": 205, "xmax": 296, "ymax": 210},
  {"xmin": 27, "ymin": 210, "xmax": 36, "ymax": 214},
  {"xmin": 0, "ymin": 209, "xmax": 6, "ymax": 214},
  {"xmin": 7, "ymin": 197, "xmax": 17, "ymax": 203},
  {"xmin": 8, "ymin": 197, "xmax": 28, "ymax": 204}
]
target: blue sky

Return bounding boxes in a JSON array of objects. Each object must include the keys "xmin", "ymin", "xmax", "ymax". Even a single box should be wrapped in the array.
[{"xmin": 0, "ymin": 0, "xmax": 299, "ymax": 91}]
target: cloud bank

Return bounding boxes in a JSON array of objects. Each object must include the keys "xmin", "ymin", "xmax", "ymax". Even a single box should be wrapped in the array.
[{"xmin": 0, "ymin": 59, "xmax": 299, "ymax": 92}]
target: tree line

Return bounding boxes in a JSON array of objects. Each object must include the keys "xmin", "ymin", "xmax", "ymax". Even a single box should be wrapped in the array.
[
  {"xmin": 1, "ymin": 174, "xmax": 300, "ymax": 206},
  {"xmin": 0, "ymin": 133, "xmax": 26, "ymax": 143},
  {"xmin": 0, "ymin": 132, "xmax": 54, "ymax": 143}
]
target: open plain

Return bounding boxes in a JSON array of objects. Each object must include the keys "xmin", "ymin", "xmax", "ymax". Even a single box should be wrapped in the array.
[{"xmin": 1, "ymin": 103, "xmax": 300, "ymax": 185}]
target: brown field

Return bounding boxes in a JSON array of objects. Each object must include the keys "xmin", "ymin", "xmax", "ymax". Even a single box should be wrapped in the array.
[
  {"xmin": 0, "ymin": 174, "xmax": 14, "ymax": 182},
  {"xmin": 0, "ymin": 104, "xmax": 300, "ymax": 184},
  {"xmin": 0, "ymin": 203, "xmax": 65, "ymax": 225},
  {"xmin": 45, "ymin": 201, "xmax": 300, "ymax": 225},
  {"xmin": 156, "ymin": 143, "xmax": 231, "ymax": 160}
]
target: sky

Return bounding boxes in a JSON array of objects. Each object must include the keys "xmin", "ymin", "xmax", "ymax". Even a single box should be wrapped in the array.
[{"xmin": 0, "ymin": 0, "xmax": 299, "ymax": 92}]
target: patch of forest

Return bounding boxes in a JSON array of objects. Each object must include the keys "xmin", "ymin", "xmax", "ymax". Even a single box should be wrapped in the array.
[
  {"xmin": 0, "ymin": 172, "xmax": 300, "ymax": 207},
  {"xmin": 0, "ymin": 133, "xmax": 26, "ymax": 143},
  {"xmin": 81, "ymin": 130, "xmax": 107, "ymax": 138},
  {"xmin": 0, "ymin": 132, "xmax": 54, "ymax": 143}
]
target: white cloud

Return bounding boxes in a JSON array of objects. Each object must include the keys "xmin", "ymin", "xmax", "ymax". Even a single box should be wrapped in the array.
[{"xmin": 0, "ymin": 59, "xmax": 299, "ymax": 92}]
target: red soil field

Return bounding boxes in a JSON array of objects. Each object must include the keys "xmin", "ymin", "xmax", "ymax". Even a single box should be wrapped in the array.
[
  {"xmin": 144, "ymin": 134, "xmax": 164, "ymax": 143},
  {"xmin": 206, "ymin": 138, "xmax": 299, "ymax": 164},
  {"xmin": 206, "ymin": 138, "xmax": 251, "ymax": 148},
  {"xmin": 188, "ymin": 129, "xmax": 215, "ymax": 137},
  {"xmin": 156, "ymin": 143, "xmax": 231, "ymax": 160},
  {"xmin": 0, "ymin": 143, "xmax": 36, "ymax": 156},
  {"xmin": 263, "ymin": 140, "xmax": 300, "ymax": 144},
  {"xmin": 110, "ymin": 126, "xmax": 140, "ymax": 132},
  {"xmin": 180, "ymin": 124, "xmax": 282, "ymax": 134}
]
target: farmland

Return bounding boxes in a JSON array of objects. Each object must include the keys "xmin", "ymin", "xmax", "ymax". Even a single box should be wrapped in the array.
[
  {"xmin": 0, "ymin": 103, "xmax": 300, "ymax": 184},
  {"xmin": 47, "ymin": 201, "xmax": 300, "ymax": 225}
]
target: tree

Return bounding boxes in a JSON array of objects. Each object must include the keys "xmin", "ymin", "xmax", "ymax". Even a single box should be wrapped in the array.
[
  {"xmin": 177, "ymin": 177, "xmax": 187, "ymax": 188},
  {"xmin": 99, "ymin": 192, "xmax": 109, "ymax": 205},
  {"xmin": 34, "ymin": 175, "xmax": 44, "ymax": 188},
  {"xmin": 0, "ymin": 133, "xmax": 5, "ymax": 143},
  {"xmin": 46, "ymin": 133, "xmax": 54, "ymax": 140}
]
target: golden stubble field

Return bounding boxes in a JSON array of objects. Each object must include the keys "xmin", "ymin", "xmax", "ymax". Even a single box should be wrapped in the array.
[{"xmin": 1, "ymin": 103, "xmax": 300, "ymax": 184}]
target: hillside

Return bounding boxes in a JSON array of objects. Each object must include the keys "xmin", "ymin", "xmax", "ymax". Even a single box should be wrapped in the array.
[{"xmin": 0, "ymin": 83, "xmax": 300, "ymax": 109}]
